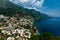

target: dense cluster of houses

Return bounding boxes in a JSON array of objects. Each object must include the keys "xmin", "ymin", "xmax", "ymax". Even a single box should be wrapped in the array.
[{"xmin": 0, "ymin": 15, "xmax": 38, "ymax": 40}]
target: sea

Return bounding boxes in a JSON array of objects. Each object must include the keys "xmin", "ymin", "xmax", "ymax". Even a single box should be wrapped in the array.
[{"xmin": 34, "ymin": 17, "xmax": 60, "ymax": 36}]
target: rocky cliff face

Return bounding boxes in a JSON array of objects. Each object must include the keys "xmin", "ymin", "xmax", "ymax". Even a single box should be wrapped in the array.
[
  {"xmin": 0, "ymin": 0, "xmax": 13, "ymax": 8},
  {"xmin": 0, "ymin": 0, "xmax": 8, "ymax": 7},
  {"xmin": 0, "ymin": 0, "xmax": 51, "ymax": 21}
]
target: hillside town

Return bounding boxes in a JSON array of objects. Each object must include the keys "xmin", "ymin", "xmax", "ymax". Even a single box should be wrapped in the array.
[{"xmin": 0, "ymin": 15, "xmax": 39, "ymax": 40}]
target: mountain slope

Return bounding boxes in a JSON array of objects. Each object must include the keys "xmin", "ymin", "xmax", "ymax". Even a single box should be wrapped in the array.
[{"xmin": 0, "ymin": 0, "xmax": 51, "ymax": 20}]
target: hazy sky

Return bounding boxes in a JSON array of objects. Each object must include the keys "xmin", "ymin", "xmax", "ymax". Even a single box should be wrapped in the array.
[
  {"xmin": 9, "ymin": 0, "xmax": 60, "ymax": 17},
  {"xmin": 43, "ymin": 0, "xmax": 60, "ymax": 17}
]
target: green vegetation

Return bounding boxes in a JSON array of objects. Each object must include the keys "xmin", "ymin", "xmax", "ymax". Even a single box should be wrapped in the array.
[
  {"xmin": 0, "ymin": 1, "xmax": 52, "ymax": 40},
  {"xmin": 29, "ymin": 35, "xmax": 40, "ymax": 40},
  {"xmin": 0, "ymin": 1, "xmax": 51, "ymax": 20},
  {"xmin": 24, "ymin": 24, "xmax": 31, "ymax": 29},
  {"xmin": 40, "ymin": 32, "xmax": 60, "ymax": 40},
  {"xmin": 1, "ymin": 32, "xmax": 60, "ymax": 40}
]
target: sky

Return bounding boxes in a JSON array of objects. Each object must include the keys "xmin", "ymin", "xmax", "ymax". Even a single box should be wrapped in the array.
[{"xmin": 9, "ymin": 0, "xmax": 60, "ymax": 17}]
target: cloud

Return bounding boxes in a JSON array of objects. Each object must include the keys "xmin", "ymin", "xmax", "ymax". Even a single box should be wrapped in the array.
[
  {"xmin": 34, "ymin": 0, "xmax": 44, "ymax": 7},
  {"xmin": 9, "ymin": 0, "xmax": 44, "ymax": 9}
]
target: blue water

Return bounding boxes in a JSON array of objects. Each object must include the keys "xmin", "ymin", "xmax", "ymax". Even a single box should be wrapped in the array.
[{"xmin": 34, "ymin": 17, "xmax": 60, "ymax": 36}]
